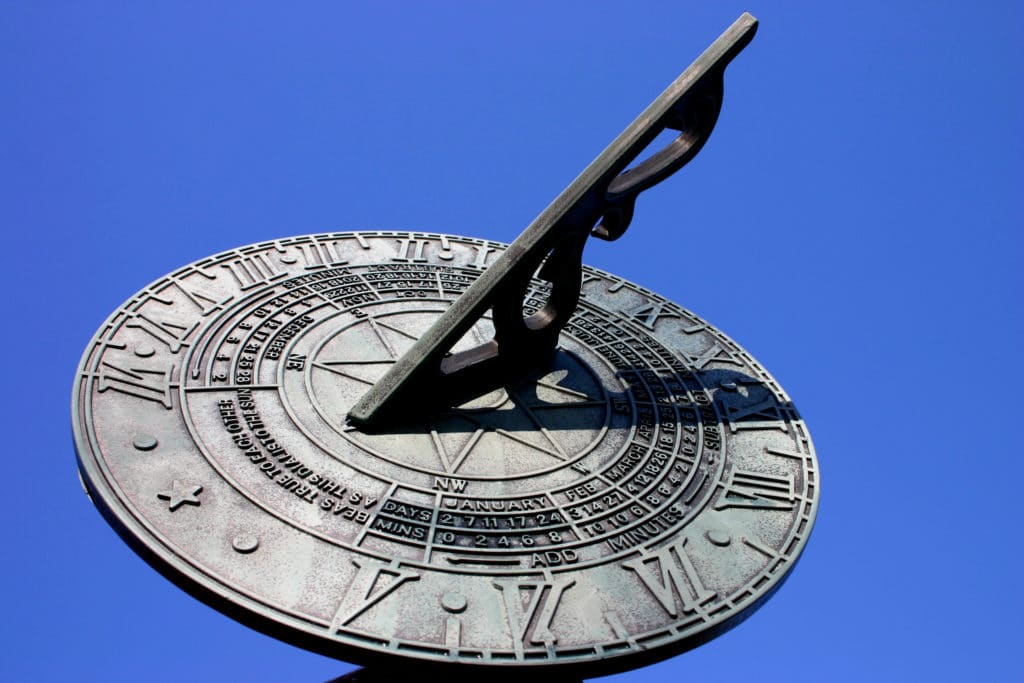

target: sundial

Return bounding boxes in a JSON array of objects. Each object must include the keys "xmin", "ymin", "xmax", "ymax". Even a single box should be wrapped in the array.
[{"xmin": 72, "ymin": 13, "xmax": 818, "ymax": 680}]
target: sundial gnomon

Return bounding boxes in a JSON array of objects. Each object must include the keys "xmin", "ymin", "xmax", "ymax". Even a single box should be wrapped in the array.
[{"xmin": 73, "ymin": 13, "xmax": 818, "ymax": 679}]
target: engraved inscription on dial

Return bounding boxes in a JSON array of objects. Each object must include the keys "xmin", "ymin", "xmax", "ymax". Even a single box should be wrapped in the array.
[
  {"xmin": 73, "ymin": 232, "xmax": 818, "ymax": 674},
  {"xmin": 176, "ymin": 256, "xmax": 725, "ymax": 566}
]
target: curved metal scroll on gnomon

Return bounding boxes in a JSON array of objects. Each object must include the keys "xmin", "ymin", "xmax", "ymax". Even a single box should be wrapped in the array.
[{"xmin": 348, "ymin": 13, "xmax": 757, "ymax": 430}]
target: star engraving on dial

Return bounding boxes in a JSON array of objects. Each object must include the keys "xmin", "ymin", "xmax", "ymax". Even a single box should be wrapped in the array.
[
  {"xmin": 310, "ymin": 311, "xmax": 609, "ymax": 476},
  {"xmin": 157, "ymin": 480, "xmax": 203, "ymax": 511}
]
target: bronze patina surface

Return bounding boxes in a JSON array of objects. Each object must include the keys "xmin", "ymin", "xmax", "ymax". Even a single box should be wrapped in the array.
[
  {"xmin": 72, "ymin": 233, "xmax": 818, "ymax": 676},
  {"xmin": 72, "ymin": 12, "xmax": 819, "ymax": 679}
]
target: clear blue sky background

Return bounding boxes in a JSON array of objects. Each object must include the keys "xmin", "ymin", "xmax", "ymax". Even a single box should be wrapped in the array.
[{"xmin": 2, "ymin": 2, "xmax": 1021, "ymax": 681}]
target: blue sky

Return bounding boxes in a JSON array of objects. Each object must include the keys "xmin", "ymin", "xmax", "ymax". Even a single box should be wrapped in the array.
[{"xmin": 2, "ymin": 2, "xmax": 1021, "ymax": 681}]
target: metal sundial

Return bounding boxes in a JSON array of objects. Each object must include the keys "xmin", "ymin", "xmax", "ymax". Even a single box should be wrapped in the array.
[{"xmin": 73, "ymin": 13, "xmax": 819, "ymax": 680}]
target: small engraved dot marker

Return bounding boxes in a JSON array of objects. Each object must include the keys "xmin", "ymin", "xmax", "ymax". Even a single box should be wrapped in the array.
[
  {"xmin": 280, "ymin": 254, "xmax": 298, "ymax": 264},
  {"xmin": 133, "ymin": 434, "xmax": 158, "ymax": 451},
  {"xmin": 441, "ymin": 591, "xmax": 467, "ymax": 614},
  {"xmin": 232, "ymin": 533, "xmax": 260, "ymax": 554},
  {"xmin": 706, "ymin": 529, "xmax": 731, "ymax": 547},
  {"xmin": 135, "ymin": 345, "xmax": 156, "ymax": 358}
]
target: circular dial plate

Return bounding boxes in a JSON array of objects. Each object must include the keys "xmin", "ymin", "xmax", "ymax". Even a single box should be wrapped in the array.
[{"xmin": 73, "ymin": 231, "xmax": 818, "ymax": 675}]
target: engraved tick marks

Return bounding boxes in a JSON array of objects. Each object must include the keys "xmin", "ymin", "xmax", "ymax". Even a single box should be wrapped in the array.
[{"xmin": 157, "ymin": 480, "xmax": 203, "ymax": 511}]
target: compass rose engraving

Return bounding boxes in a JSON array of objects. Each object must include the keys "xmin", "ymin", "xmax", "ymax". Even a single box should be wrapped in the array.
[{"xmin": 307, "ymin": 309, "xmax": 611, "ymax": 478}]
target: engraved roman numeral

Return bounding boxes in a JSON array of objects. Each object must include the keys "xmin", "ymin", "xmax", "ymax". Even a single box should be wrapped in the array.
[
  {"xmin": 127, "ymin": 312, "xmax": 198, "ymax": 353},
  {"xmin": 392, "ymin": 237, "xmax": 453, "ymax": 263},
  {"xmin": 715, "ymin": 469, "xmax": 796, "ymax": 511},
  {"xmin": 603, "ymin": 610, "xmax": 630, "ymax": 640},
  {"xmin": 295, "ymin": 238, "xmax": 349, "ymax": 269},
  {"xmin": 392, "ymin": 237, "xmax": 427, "ymax": 262},
  {"xmin": 221, "ymin": 253, "xmax": 286, "ymax": 289},
  {"xmin": 445, "ymin": 615, "xmax": 462, "ymax": 649},
  {"xmin": 686, "ymin": 340, "xmax": 744, "ymax": 369},
  {"xmin": 623, "ymin": 300, "xmax": 680, "ymax": 330},
  {"xmin": 742, "ymin": 534, "xmax": 785, "ymax": 561},
  {"xmin": 765, "ymin": 446, "xmax": 804, "ymax": 460},
  {"xmin": 622, "ymin": 536, "xmax": 715, "ymax": 617},
  {"xmin": 330, "ymin": 559, "xmax": 420, "ymax": 630},
  {"xmin": 171, "ymin": 276, "xmax": 232, "ymax": 316},
  {"xmin": 493, "ymin": 576, "xmax": 575, "ymax": 650},
  {"xmin": 95, "ymin": 361, "xmax": 175, "ymax": 409},
  {"xmin": 725, "ymin": 396, "xmax": 789, "ymax": 432},
  {"xmin": 468, "ymin": 243, "xmax": 496, "ymax": 269},
  {"xmin": 677, "ymin": 321, "xmax": 706, "ymax": 334}
]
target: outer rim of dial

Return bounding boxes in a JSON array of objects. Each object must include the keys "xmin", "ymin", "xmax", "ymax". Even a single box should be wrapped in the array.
[{"xmin": 71, "ymin": 230, "xmax": 820, "ymax": 676}]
